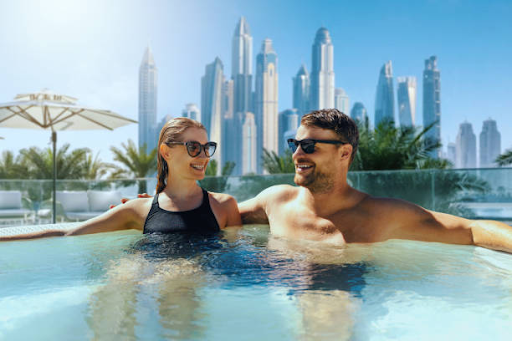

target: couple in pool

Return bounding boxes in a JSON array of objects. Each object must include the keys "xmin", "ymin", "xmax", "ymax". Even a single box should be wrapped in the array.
[{"xmin": 3, "ymin": 109, "xmax": 512, "ymax": 253}]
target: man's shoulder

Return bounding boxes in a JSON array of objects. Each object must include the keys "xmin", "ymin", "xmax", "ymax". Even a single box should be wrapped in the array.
[
  {"xmin": 358, "ymin": 195, "xmax": 425, "ymax": 217},
  {"xmin": 258, "ymin": 184, "xmax": 299, "ymax": 202}
]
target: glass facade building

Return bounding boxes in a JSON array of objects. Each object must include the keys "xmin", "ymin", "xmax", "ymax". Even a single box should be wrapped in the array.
[
  {"xmin": 255, "ymin": 39, "xmax": 279, "ymax": 173},
  {"xmin": 310, "ymin": 27, "xmax": 334, "ymax": 110},
  {"xmin": 423, "ymin": 56, "xmax": 441, "ymax": 158},
  {"xmin": 479, "ymin": 118, "xmax": 501, "ymax": 168},
  {"xmin": 334, "ymin": 88, "xmax": 350, "ymax": 115},
  {"xmin": 374, "ymin": 61, "xmax": 395, "ymax": 126},
  {"xmin": 292, "ymin": 64, "xmax": 310, "ymax": 120},
  {"xmin": 456, "ymin": 121, "xmax": 476, "ymax": 169},
  {"xmin": 138, "ymin": 46, "xmax": 158, "ymax": 153},
  {"xmin": 396, "ymin": 76, "xmax": 416, "ymax": 127}
]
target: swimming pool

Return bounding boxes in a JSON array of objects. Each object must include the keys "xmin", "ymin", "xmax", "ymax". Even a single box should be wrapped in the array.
[{"xmin": 1, "ymin": 223, "xmax": 512, "ymax": 340}]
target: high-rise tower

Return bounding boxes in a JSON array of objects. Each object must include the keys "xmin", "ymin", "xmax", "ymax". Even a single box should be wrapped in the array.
[
  {"xmin": 293, "ymin": 64, "xmax": 310, "ymax": 119},
  {"xmin": 182, "ymin": 103, "xmax": 200, "ymax": 122},
  {"xmin": 201, "ymin": 57, "xmax": 225, "ymax": 171},
  {"xmin": 374, "ymin": 61, "xmax": 395, "ymax": 126},
  {"xmin": 396, "ymin": 76, "xmax": 417, "ymax": 127},
  {"xmin": 456, "ymin": 121, "xmax": 476, "ymax": 169},
  {"xmin": 479, "ymin": 118, "xmax": 501, "ymax": 168},
  {"xmin": 278, "ymin": 109, "xmax": 299, "ymax": 156},
  {"xmin": 255, "ymin": 38, "xmax": 279, "ymax": 173},
  {"xmin": 334, "ymin": 88, "xmax": 350, "ymax": 115},
  {"xmin": 310, "ymin": 27, "xmax": 335, "ymax": 110},
  {"xmin": 232, "ymin": 17, "xmax": 253, "ymax": 114},
  {"xmin": 138, "ymin": 46, "xmax": 158, "ymax": 153},
  {"xmin": 423, "ymin": 56, "xmax": 441, "ymax": 158},
  {"xmin": 350, "ymin": 102, "xmax": 367, "ymax": 123}
]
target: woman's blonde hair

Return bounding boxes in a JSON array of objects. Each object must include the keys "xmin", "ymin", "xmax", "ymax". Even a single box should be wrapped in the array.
[{"xmin": 156, "ymin": 117, "xmax": 206, "ymax": 194}]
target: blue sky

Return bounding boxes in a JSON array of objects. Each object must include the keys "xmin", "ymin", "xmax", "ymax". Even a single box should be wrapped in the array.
[{"xmin": 0, "ymin": 0, "xmax": 511, "ymax": 164}]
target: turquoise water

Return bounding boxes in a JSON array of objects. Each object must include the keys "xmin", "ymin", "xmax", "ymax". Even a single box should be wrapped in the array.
[{"xmin": 1, "ymin": 225, "xmax": 512, "ymax": 340}]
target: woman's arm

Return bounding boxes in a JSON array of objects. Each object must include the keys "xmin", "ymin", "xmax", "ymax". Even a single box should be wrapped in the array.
[
  {"xmin": 0, "ymin": 199, "xmax": 149, "ymax": 241},
  {"xmin": 210, "ymin": 193, "xmax": 242, "ymax": 229}
]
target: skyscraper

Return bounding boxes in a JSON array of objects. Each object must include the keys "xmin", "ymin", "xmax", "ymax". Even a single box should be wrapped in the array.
[
  {"xmin": 423, "ymin": 56, "xmax": 441, "ymax": 158},
  {"xmin": 201, "ymin": 57, "xmax": 225, "ymax": 170},
  {"xmin": 278, "ymin": 109, "xmax": 299, "ymax": 155},
  {"xmin": 479, "ymin": 118, "xmax": 501, "ymax": 168},
  {"xmin": 447, "ymin": 142, "xmax": 456, "ymax": 166},
  {"xmin": 396, "ymin": 76, "xmax": 416, "ymax": 127},
  {"xmin": 293, "ymin": 64, "xmax": 310, "ymax": 119},
  {"xmin": 374, "ymin": 61, "xmax": 395, "ymax": 126},
  {"xmin": 350, "ymin": 102, "xmax": 367, "ymax": 123},
  {"xmin": 229, "ymin": 17, "xmax": 255, "ymax": 175},
  {"xmin": 456, "ymin": 121, "xmax": 476, "ymax": 169},
  {"xmin": 310, "ymin": 27, "xmax": 335, "ymax": 110},
  {"xmin": 222, "ymin": 79, "xmax": 237, "ymax": 171},
  {"xmin": 232, "ymin": 17, "xmax": 253, "ymax": 114},
  {"xmin": 182, "ymin": 103, "xmax": 200, "ymax": 122},
  {"xmin": 138, "ymin": 46, "xmax": 158, "ymax": 153},
  {"xmin": 242, "ymin": 112, "xmax": 257, "ymax": 174},
  {"xmin": 255, "ymin": 38, "xmax": 279, "ymax": 173},
  {"xmin": 334, "ymin": 88, "xmax": 350, "ymax": 115}
]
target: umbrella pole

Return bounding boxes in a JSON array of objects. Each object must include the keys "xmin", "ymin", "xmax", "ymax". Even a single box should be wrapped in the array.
[{"xmin": 52, "ymin": 131, "xmax": 57, "ymax": 224}]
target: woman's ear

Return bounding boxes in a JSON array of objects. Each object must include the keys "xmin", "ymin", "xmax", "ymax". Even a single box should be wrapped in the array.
[{"xmin": 160, "ymin": 143, "xmax": 171, "ymax": 161}]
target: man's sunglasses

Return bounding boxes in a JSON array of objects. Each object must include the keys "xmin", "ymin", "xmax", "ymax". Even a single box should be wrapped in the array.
[
  {"xmin": 166, "ymin": 141, "xmax": 217, "ymax": 157},
  {"xmin": 287, "ymin": 138, "xmax": 347, "ymax": 154}
]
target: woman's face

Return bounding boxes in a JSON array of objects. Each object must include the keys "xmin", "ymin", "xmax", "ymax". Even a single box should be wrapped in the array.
[{"xmin": 162, "ymin": 127, "xmax": 211, "ymax": 181}]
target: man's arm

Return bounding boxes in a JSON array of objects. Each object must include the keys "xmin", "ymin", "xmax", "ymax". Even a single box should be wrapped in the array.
[
  {"xmin": 239, "ymin": 185, "xmax": 290, "ymax": 224},
  {"xmin": 238, "ymin": 196, "xmax": 269, "ymax": 224},
  {"xmin": 385, "ymin": 199, "xmax": 512, "ymax": 253}
]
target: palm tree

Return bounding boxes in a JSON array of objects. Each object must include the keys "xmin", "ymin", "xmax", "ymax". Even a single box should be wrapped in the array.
[
  {"xmin": 110, "ymin": 140, "xmax": 157, "ymax": 193},
  {"xmin": 351, "ymin": 119, "xmax": 447, "ymax": 171},
  {"xmin": 496, "ymin": 150, "xmax": 512, "ymax": 167},
  {"xmin": 0, "ymin": 150, "xmax": 28, "ymax": 179},
  {"xmin": 19, "ymin": 144, "xmax": 90, "ymax": 179},
  {"xmin": 262, "ymin": 149, "xmax": 295, "ymax": 174}
]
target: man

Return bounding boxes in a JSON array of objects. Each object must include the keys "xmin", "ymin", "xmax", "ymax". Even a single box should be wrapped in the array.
[{"xmin": 238, "ymin": 109, "xmax": 512, "ymax": 253}]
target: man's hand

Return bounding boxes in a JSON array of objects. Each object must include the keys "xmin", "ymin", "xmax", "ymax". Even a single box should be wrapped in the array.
[{"xmin": 110, "ymin": 193, "xmax": 152, "ymax": 209}]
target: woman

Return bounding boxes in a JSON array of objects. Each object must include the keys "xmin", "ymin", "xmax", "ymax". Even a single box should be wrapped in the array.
[{"xmin": 1, "ymin": 118, "xmax": 242, "ymax": 241}]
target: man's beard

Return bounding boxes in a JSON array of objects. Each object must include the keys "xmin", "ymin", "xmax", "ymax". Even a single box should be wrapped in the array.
[{"xmin": 294, "ymin": 168, "xmax": 334, "ymax": 194}]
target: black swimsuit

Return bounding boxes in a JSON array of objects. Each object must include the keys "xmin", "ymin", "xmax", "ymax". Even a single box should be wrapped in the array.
[{"xmin": 143, "ymin": 189, "xmax": 220, "ymax": 234}]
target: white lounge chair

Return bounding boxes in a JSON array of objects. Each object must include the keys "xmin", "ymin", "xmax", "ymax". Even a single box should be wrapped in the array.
[
  {"xmin": 56, "ymin": 190, "xmax": 122, "ymax": 221},
  {"xmin": 0, "ymin": 190, "xmax": 33, "ymax": 225}
]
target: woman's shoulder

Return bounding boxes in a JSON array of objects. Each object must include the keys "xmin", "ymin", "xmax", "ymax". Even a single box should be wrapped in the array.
[
  {"xmin": 207, "ymin": 191, "xmax": 237, "ymax": 207},
  {"xmin": 116, "ymin": 197, "xmax": 154, "ymax": 219}
]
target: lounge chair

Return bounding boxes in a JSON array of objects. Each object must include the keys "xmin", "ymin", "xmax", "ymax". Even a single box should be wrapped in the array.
[
  {"xmin": 0, "ymin": 190, "xmax": 33, "ymax": 225},
  {"xmin": 56, "ymin": 190, "xmax": 122, "ymax": 221}
]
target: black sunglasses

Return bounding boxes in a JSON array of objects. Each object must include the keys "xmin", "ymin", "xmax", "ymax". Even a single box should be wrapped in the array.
[
  {"xmin": 166, "ymin": 141, "xmax": 217, "ymax": 157},
  {"xmin": 287, "ymin": 138, "xmax": 347, "ymax": 154}
]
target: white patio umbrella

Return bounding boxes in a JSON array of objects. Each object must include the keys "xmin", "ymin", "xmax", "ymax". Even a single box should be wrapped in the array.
[{"xmin": 0, "ymin": 89, "xmax": 137, "ymax": 223}]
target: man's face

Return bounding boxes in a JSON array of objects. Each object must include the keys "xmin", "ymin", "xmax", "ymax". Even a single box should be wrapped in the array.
[{"xmin": 292, "ymin": 125, "xmax": 342, "ymax": 193}]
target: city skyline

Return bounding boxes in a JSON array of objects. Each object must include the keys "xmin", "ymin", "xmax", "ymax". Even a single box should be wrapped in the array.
[{"xmin": 0, "ymin": 0, "xmax": 511, "ymax": 166}]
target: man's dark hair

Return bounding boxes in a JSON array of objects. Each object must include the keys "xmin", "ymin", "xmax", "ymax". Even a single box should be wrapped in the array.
[{"xmin": 301, "ymin": 108, "xmax": 359, "ymax": 163}]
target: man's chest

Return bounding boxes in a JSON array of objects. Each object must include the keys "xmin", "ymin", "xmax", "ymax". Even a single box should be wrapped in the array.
[{"xmin": 267, "ymin": 203, "xmax": 383, "ymax": 243}]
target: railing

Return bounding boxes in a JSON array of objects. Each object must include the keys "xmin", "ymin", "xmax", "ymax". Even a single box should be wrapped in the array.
[{"xmin": 1, "ymin": 168, "xmax": 511, "ymax": 225}]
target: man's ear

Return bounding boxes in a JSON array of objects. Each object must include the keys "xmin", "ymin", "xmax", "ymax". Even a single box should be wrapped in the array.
[{"xmin": 340, "ymin": 144, "xmax": 352, "ymax": 161}]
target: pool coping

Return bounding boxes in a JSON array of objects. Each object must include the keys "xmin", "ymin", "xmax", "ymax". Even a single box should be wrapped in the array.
[{"xmin": 0, "ymin": 222, "xmax": 81, "ymax": 237}]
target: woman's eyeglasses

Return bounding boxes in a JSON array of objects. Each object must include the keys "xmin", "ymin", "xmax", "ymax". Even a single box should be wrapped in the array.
[
  {"xmin": 166, "ymin": 141, "xmax": 217, "ymax": 157},
  {"xmin": 287, "ymin": 138, "xmax": 347, "ymax": 154}
]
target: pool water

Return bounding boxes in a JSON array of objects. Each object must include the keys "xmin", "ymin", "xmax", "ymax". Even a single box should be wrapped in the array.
[{"xmin": 1, "ymin": 225, "xmax": 512, "ymax": 340}]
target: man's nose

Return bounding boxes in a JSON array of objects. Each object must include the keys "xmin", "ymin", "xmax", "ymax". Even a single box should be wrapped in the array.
[{"xmin": 292, "ymin": 144, "xmax": 306, "ymax": 157}]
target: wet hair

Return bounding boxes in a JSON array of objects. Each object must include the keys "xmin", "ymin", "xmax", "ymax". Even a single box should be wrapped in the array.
[
  {"xmin": 301, "ymin": 108, "xmax": 359, "ymax": 163},
  {"xmin": 156, "ymin": 117, "xmax": 206, "ymax": 194}
]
